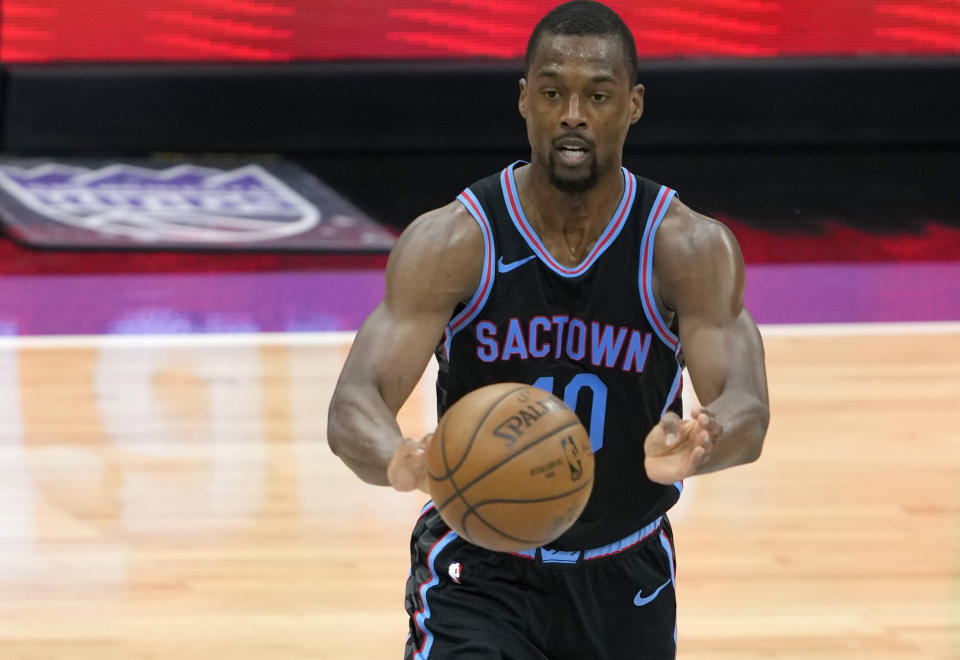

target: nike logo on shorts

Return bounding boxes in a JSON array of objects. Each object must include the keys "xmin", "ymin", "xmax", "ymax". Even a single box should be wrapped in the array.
[
  {"xmin": 497, "ymin": 255, "xmax": 536, "ymax": 273},
  {"xmin": 633, "ymin": 579, "xmax": 671, "ymax": 607}
]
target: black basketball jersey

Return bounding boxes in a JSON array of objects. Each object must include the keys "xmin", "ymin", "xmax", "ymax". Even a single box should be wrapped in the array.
[{"xmin": 435, "ymin": 161, "xmax": 684, "ymax": 550}]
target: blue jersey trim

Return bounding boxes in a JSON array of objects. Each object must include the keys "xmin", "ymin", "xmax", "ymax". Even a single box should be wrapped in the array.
[
  {"xmin": 412, "ymin": 529, "xmax": 459, "ymax": 660},
  {"xmin": 539, "ymin": 548, "xmax": 580, "ymax": 564},
  {"xmin": 445, "ymin": 189, "xmax": 496, "ymax": 359},
  {"xmin": 638, "ymin": 186, "xmax": 680, "ymax": 350},
  {"xmin": 418, "ymin": 501, "xmax": 435, "ymax": 519},
  {"xmin": 510, "ymin": 517, "xmax": 665, "ymax": 562},
  {"xmin": 582, "ymin": 516, "xmax": 663, "ymax": 560},
  {"xmin": 660, "ymin": 362, "xmax": 683, "ymax": 418},
  {"xmin": 500, "ymin": 161, "xmax": 636, "ymax": 278},
  {"xmin": 659, "ymin": 529, "xmax": 678, "ymax": 646},
  {"xmin": 662, "ymin": 361, "xmax": 685, "ymax": 496}
]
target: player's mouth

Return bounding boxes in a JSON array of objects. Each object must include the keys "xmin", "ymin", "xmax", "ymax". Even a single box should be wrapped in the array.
[{"xmin": 554, "ymin": 137, "xmax": 592, "ymax": 167}]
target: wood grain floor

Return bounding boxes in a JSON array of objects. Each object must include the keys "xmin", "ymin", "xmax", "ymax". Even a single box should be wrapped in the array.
[{"xmin": 0, "ymin": 327, "xmax": 956, "ymax": 659}]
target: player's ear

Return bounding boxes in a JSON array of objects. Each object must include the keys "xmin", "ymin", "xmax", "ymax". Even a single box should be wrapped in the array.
[
  {"xmin": 630, "ymin": 83, "xmax": 644, "ymax": 124},
  {"xmin": 518, "ymin": 78, "xmax": 528, "ymax": 119}
]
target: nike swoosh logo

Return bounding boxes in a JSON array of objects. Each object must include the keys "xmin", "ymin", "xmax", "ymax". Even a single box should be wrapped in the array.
[
  {"xmin": 633, "ymin": 580, "xmax": 671, "ymax": 607},
  {"xmin": 497, "ymin": 255, "xmax": 536, "ymax": 273}
]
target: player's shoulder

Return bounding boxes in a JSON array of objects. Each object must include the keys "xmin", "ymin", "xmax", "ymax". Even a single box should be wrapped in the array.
[
  {"xmin": 653, "ymin": 197, "xmax": 745, "ymax": 311},
  {"xmin": 394, "ymin": 199, "xmax": 484, "ymax": 260},
  {"xmin": 386, "ymin": 199, "xmax": 485, "ymax": 304},
  {"xmin": 655, "ymin": 196, "xmax": 742, "ymax": 266}
]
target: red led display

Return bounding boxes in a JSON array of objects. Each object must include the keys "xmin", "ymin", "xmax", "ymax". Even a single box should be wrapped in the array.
[{"xmin": 2, "ymin": 0, "xmax": 959, "ymax": 63}]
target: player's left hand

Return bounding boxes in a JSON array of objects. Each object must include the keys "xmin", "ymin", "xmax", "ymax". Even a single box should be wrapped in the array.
[
  {"xmin": 387, "ymin": 433, "xmax": 433, "ymax": 495},
  {"xmin": 644, "ymin": 407, "xmax": 722, "ymax": 484}
]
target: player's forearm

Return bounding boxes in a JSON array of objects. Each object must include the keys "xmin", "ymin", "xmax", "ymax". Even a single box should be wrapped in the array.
[
  {"xmin": 327, "ymin": 387, "xmax": 405, "ymax": 486},
  {"xmin": 695, "ymin": 392, "xmax": 769, "ymax": 475}
]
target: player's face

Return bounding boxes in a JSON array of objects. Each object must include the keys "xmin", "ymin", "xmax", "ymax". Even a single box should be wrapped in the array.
[{"xmin": 519, "ymin": 33, "xmax": 643, "ymax": 194}]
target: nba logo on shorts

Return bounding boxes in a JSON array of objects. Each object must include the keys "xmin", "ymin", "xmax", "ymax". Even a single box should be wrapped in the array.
[{"xmin": 448, "ymin": 562, "xmax": 462, "ymax": 584}]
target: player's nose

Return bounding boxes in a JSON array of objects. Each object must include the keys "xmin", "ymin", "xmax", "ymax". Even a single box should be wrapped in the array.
[{"xmin": 560, "ymin": 94, "xmax": 587, "ymax": 129}]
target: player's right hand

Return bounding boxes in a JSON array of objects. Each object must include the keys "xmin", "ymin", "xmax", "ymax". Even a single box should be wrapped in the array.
[
  {"xmin": 643, "ymin": 410, "xmax": 718, "ymax": 484},
  {"xmin": 387, "ymin": 434, "xmax": 433, "ymax": 495}
]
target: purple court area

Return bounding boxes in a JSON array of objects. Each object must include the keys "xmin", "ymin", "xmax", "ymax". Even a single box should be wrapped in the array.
[
  {"xmin": 744, "ymin": 261, "xmax": 960, "ymax": 324},
  {"xmin": 0, "ymin": 261, "xmax": 956, "ymax": 335}
]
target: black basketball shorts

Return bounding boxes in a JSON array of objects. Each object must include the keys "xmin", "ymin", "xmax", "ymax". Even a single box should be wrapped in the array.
[{"xmin": 404, "ymin": 503, "xmax": 677, "ymax": 660}]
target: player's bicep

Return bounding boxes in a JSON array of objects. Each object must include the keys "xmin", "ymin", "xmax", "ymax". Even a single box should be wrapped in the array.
[
  {"xmin": 663, "ymin": 204, "xmax": 764, "ymax": 406},
  {"xmin": 336, "ymin": 201, "xmax": 483, "ymax": 414}
]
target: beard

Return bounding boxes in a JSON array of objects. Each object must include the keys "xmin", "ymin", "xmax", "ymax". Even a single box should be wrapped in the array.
[{"xmin": 547, "ymin": 151, "xmax": 603, "ymax": 194}]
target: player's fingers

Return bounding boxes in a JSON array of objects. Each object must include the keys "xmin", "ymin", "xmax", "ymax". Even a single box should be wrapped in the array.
[
  {"xmin": 388, "ymin": 438, "xmax": 428, "ymax": 492},
  {"xmin": 673, "ymin": 419, "xmax": 705, "ymax": 451},
  {"xmin": 692, "ymin": 407, "xmax": 711, "ymax": 426},
  {"xmin": 688, "ymin": 445, "xmax": 706, "ymax": 472},
  {"xmin": 406, "ymin": 438, "xmax": 429, "ymax": 465},
  {"xmin": 412, "ymin": 433, "xmax": 433, "ymax": 452},
  {"xmin": 694, "ymin": 409, "xmax": 723, "ymax": 439},
  {"xmin": 696, "ymin": 424, "xmax": 712, "ymax": 446},
  {"xmin": 387, "ymin": 460, "xmax": 416, "ymax": 491},
  {"xmin": 699, "ymin": 436, "xmax": 713, "ymax": 462},
  {"xmin": 387, "ymin": 455, "xmax": 410, "ymax": 491},
  {"xmin": 643, "ymin": 424, "xmax": 669, "ymax": 457},
  {"xmin": 660, "ymin": 412, "xmax": 681, "ymax": 447},
  {"xmin": 660, "ymin": 411, "xmax": 681, "ymax": 429}
]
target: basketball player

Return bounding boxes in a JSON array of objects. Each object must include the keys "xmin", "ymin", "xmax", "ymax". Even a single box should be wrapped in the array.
[{"xmin": 328, "ymin": 1, "xmax": 770, "ymax": 657}]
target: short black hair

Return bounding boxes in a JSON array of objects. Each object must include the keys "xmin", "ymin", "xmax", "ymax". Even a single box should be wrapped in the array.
[{"xmin": 525, "ymin": 1, "xmax": 639, "ymax": 84}]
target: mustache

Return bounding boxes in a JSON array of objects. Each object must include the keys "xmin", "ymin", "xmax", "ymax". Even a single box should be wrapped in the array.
[{"xmin": 552, "ymin": 133, "xmax": 594, "ymax": 149}]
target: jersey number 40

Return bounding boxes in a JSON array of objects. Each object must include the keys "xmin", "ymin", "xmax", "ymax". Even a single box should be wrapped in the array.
[{"xmin": 533, "ymin": 374, "xmax": 607, "ymax": 452}]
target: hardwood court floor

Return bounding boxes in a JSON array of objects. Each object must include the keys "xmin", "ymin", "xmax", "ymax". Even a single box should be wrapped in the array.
[{"xmin": 0, "ymin": 327, "xmax": 956, "ymax": 659}]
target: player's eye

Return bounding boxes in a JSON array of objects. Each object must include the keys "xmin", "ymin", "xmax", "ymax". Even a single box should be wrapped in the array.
[{"xmin": 542, "ymin": 89, "xmax": 560, "ymax": 99}]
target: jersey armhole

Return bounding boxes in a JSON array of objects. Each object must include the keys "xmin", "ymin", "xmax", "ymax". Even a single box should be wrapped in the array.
[
  {"xmin": 442, "ymin": 189, "xmax": 496, "ymax": 359},
  {"xmin": 638, "ymin": 186, "xmax": 681, "ymax": 352},
  {"xmin": 640, "ymin": 186, "xmax": 685, "ymax": 497}
]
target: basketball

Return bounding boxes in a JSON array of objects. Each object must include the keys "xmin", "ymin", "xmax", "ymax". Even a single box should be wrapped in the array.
[{"xmin": 426, "ymin": 382, "xmax": 594, "ymax": 552}]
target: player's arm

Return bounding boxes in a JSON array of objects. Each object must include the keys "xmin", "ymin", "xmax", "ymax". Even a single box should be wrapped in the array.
[
  {"xmin": 327, "ymin": 201, "xmax": 484, "ymax": 489},
  {"xmin": 644, "ymin": 199, "xmax": 770, "ymax": 484}
]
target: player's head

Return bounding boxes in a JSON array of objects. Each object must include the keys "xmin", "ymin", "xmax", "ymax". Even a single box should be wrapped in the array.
[
  {"xmin": 519, "ymin": 1, "xmax": 643, "ymax": 194},
  {"xmin": 525, "ymin": 1, "xmax": 639, "ymax": 86}
]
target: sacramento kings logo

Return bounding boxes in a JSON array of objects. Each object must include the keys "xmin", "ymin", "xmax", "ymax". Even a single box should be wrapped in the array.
[{"xmin": 0, "ymin": 163, "xmax": 321, "ymax": 244}]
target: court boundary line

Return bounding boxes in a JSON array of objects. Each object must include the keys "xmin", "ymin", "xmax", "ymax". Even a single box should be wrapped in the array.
[
  {"xmin": 0, "ymin": 331, "xmax": 357, "ymax": 349},
  {"xmin": 0, "ymin": 321, "xmax": 957, "ymax": 349},
  {"xmin": 758, "ymin": 321, "xmax": 960, "ymax": 337}
]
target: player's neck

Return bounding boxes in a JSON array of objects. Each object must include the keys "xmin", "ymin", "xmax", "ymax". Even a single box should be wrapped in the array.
[{"xmin": 515, "ymin": 163, "xmax": 625, "ymax": 265}]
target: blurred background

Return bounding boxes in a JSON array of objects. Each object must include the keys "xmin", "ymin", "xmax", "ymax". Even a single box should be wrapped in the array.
[
  {"xmin": 0, "ymin": 0, "xmax": 957, "ymax": 332},
  {"xmin": 0, "ymin": 2, "xmax": 957, "ymax": 659}
]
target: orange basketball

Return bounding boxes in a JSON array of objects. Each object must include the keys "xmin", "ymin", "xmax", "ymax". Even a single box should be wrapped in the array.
[{"xmin": 427, "ymin": 382, "xmax": 594, "ymax": 553}]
